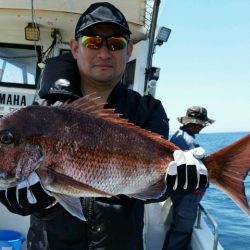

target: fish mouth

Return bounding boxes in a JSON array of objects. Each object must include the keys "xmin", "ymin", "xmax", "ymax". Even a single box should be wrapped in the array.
[{"xmin": 0, "ymin": 154, "xmax": 44, "ymax": 189}]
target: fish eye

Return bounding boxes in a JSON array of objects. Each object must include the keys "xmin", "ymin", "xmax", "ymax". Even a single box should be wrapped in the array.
[{"xmin": 0, "ymin": 130, "xmax": 14, "ymax": 145}]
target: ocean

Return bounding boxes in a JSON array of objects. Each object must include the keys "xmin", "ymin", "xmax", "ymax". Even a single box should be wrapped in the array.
[{"xmin": 196, "ymin": 132, "xmax": 250, "ymax": 250}]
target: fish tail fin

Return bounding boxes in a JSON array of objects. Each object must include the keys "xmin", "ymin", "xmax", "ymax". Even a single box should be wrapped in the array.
[{"xmin": 204, "ymin": 134, "xmax": 250, "ymax": 216}]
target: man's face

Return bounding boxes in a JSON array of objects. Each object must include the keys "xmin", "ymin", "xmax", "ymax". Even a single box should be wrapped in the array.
[
  {"xmin": 186, "ymin": 123, "xmax": 205, "ymax": 134},
  {"xmin": 70, "ymin": 24, "xmax": 133, "ymax": 88}
]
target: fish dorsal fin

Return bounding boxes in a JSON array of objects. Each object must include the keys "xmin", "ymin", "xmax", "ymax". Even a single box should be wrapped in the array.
[
  {"xmin": 63, "ymin": 92, "xmax": 106, "ymax": 112},
  {"xmin": 63, "ymin": 93, "xmax": 178, "ymax": 151}
]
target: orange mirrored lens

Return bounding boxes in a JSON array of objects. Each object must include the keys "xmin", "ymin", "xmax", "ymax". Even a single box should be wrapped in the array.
[
  {"xmin": 81, "ymin": 36, "xmax": 102, "ymax": 49},
  {"xmin": 107, "ymin": 37, "xmax": 127, "ymax": 51},
  {"xmin": 81, "ymin": 36, "xmax": 127, "ymax": 51}
]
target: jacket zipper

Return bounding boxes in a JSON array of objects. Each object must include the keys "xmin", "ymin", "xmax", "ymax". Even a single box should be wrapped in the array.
[{"xmin": 82, "ymin": 197, "xmax": 95, "ymax": 250}]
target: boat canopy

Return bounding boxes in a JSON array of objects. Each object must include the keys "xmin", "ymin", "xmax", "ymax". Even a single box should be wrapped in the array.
[{"xmin": 0, "ymin": 0, "xmax": 158, "ymax": 44}]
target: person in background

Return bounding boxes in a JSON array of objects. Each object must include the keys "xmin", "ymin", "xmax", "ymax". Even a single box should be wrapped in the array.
[
  {"xmin": 163, "ymin": 106, "xmax": 214, "ymax": 250},
  {"xmin": 0, "ymin": 3, "xmax": 208, "ymax": 250}
]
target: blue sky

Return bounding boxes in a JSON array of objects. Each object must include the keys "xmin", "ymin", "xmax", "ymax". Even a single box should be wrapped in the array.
[{"xmin": 154, "ymin": 0, "xmax": 250, "ymax": 133}]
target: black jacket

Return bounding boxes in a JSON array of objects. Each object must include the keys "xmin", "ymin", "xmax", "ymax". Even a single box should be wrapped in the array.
[{"xmin": 28, "ymin": 55, "xmax": 169, "ymax": 250}]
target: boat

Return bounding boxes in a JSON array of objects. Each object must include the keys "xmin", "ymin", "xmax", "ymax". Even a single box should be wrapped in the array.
[{"xmin": 0, "ymin": 1, "xmax": 224, "ymax": 249}]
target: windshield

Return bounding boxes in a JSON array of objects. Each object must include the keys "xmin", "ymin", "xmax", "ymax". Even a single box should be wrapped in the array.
[{"xmin": 0, "ymin": 44, "xmax": 41, "ymax": 88}]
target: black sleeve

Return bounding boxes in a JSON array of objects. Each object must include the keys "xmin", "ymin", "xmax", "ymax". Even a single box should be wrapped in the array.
[
  {"xmin": 107, "ymin": 86, "xmax": 170, "ymax": 140},
  {"xmin": 141, "ymin": 97, "xmax": 169, "ymax": 140},
  {"xmin": 140, "ymin": 98, "xmax": 171, "ymax": 203}
]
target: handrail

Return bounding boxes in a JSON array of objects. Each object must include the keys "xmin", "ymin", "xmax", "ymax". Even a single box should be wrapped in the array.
[{"xmin": 195, "ymin": 204, "xmax": 219, "ymax": 250}]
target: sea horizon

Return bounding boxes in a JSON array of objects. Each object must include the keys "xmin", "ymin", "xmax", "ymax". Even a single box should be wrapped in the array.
[{"xmin": 169, "ymin": 130, "xmax": 250, "ymax": 135}]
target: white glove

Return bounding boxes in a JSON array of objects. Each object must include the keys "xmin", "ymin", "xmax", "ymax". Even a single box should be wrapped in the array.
[
  {"xmin": 166, "ymin": 147, "xmax": 208, "ymax": 194},
  {"xmin": 0, "ymin": 172, "xmax": 56, "ymax": 216},
  {"xmin": 16, "ymin": 172, "xmax": 41, "ymax": 204}
]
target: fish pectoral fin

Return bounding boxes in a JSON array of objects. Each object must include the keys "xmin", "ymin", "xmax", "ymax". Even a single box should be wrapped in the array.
[
  {"xmin": 129, "ymin": 178, "xmax": 166, "ymax": 200},
  {"xmin": 52, "ymin": 192, "xmax": 86, "ymax": 221}
]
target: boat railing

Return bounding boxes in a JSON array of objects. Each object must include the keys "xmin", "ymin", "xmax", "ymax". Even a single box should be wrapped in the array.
[{"xmin": 195, "ymin": 203, "xmax": 219, "ymax": 250}]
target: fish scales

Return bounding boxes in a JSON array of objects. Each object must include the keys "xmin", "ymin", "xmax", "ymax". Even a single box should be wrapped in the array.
[
  {"xmin": 35, "ymin": 107, "xmax": 171, "ymax": 196},
  {"xmin": 0, "ymin": 94, "xmax": 250, "ymax": 220},
  {"xmin": 1, "ymin": 103, "xmax": 167, "ymax": 196}
]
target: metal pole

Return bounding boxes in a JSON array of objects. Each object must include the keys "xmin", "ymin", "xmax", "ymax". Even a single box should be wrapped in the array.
[{"xmin": 144, "ymin": 0, "xmax": 161, "ymax": 94}]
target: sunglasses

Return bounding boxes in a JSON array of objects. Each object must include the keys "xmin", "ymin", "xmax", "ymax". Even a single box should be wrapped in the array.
[{"xmin": 80, "ymin": 35, "xmax": 128, "ymax": 51}]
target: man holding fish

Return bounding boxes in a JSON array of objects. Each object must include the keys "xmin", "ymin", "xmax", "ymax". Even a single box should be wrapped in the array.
[{"xmin": 0, "ymin": 2, "xmax": 209, "ymax": 250}]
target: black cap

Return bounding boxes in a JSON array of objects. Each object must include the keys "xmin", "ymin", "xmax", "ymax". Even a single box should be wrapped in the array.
[{"xmin": 75, "ymin": 2, "xmax": 131, "ymax": 38}]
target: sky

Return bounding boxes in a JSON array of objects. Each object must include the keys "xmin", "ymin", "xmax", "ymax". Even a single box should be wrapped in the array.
[{"xmin": 153, "ymin": 0, "xmax": 250, "ymax": 133}]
